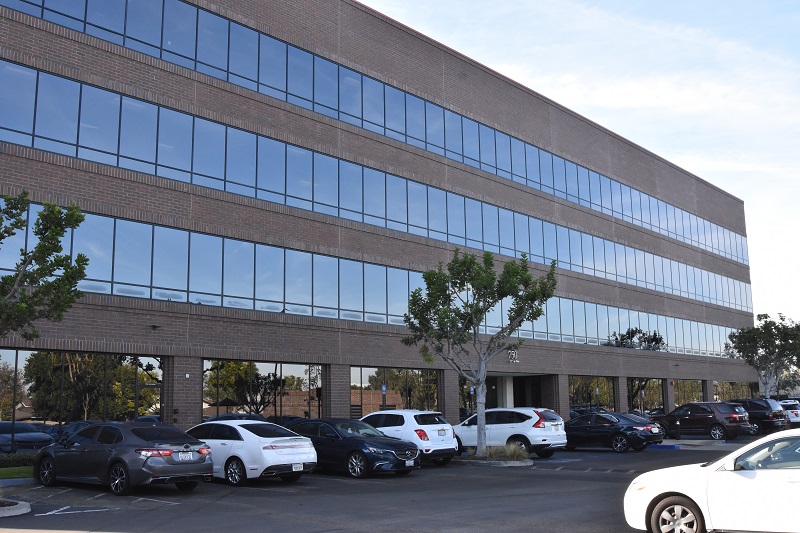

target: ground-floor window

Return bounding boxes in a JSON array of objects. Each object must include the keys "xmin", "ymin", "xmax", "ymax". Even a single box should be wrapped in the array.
[
  {"xmin": 673, "ymin": 379, "xmax": 702, "ymax": 406},
  {"xmin": 569, "ymin": 375, "xmax": 615, "ymax": 416},
  {"xmin": 0, "ymin": 349, "xmax": 161, "ymax": 425},
  {"xmin": 626, "ymin": 377, "xmax": 665, "ymax": 417},
  {"xmin": 715, "ymin": 381, "xmax": 758, "ymax": 400},
  {"xmin": 202, "ymin": 360, "xmax": 323, "ymax": 421},
  {"xmin": 349, "ymin": 367, "xmax": 438, "ymax": 418}
]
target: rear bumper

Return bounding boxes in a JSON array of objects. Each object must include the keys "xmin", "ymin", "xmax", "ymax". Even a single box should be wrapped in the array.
[
  {"xmin": 259, "ymin": 462, "xmax": 316, "ymax": 478},
  {"xmin": 419, "ymin": 447, "xmax": 458, "ymax": 460}
]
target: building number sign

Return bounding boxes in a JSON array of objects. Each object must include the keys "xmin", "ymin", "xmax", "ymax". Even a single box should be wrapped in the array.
[{"xmin": 507, "ymin": 350, "xmax": 519, "ymax": 363}]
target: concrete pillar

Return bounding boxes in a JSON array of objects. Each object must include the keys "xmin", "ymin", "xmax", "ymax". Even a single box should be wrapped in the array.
[
  {"xmin": 440, "ymin": 369, "xmax": 460, "ymax": 424},
  {"xmin": 702, "ymin": 380, "xmax": 715, "ymax": 402},
  {"xmin": 664, "ymin": 378, "xmax": 676, "ymax": 413},
  {"xmin": 161, "ymin": 355, "xmax": 204, "ymax": 430},
  {"xmin": 496, "ymin": 376, "xmax": 514, "ymax": 407},
  {"xmin": 541, "ymin": 374, "xmax": 570, "ymax": 419},
  {"xmin": 614, "ymin": 376, "xmax": 629, "ymax": 413},
  {"xmin": 324, "ymin": 364, "xmax": 351, "ymax": 418}
]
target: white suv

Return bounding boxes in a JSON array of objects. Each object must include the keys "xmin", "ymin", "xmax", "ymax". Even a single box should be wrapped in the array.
[
  {"xmin": 361, "ymin": 410, "xmax": 458, "ymax": 465},
  {"xmin": 780, "ymin": 400, "xmax": 800, "ymax": 428},
  {"xmin": 453, "ymin": 407, "xmax": 567, "ymax": 458}
]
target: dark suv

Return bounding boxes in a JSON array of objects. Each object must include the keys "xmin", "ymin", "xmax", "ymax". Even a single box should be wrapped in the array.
[
  {"xmin": 650, "ymin": 401, "xmax": 750, "ymax": 440},
  {"xmin": 729, "ymin": 398, "xmax": 788, "ymax": 434}
]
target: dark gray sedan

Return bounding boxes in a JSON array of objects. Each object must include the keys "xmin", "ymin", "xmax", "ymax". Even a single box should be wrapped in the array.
[
  {"xmin": 34, "ymin": 421, "xmax": 212, "ymax": 495},
  {"xmin": 0, "ymin": 421, "xmax": 54, "ymax": 452}
]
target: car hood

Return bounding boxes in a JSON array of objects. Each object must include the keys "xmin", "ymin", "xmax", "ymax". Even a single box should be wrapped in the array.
[
  {"xmin": 353, "ymin": 435, "xmax": 415, "ymax": 450},
  {"xmin": 628, "ymin": 462, "xmax": 709, "ymax": 493}
]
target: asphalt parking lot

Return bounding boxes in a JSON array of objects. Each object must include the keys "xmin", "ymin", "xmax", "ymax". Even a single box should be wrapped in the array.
[{"xmin": 0, "ymin": 436, "xmax": 754, "ymax": 533}]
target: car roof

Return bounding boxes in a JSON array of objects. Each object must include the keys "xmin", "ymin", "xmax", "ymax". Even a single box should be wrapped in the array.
[
  {"xmin": 196, "ymin": 419, "xmax": 279, "ymax": 427},
  {"xmin": 364, "ymin": 409, "xmax": 442, "ymax": 415}
]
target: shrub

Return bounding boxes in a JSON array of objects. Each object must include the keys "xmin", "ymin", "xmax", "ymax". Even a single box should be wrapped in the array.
[{"xmin": 0, "ymin": 452, "xmax": 37, "ymax": 468}]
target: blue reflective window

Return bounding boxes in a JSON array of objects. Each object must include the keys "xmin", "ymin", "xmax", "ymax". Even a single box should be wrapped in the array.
[
  {"xmin": 119, "ymin": 97, "xmax": 157, "ymax": 165},
  {"xmin": 478, "ymin": 124, "xmax": 495, "ymax": 168},
  {"xmin": 552, "ymin": 155, "xmax": 566, "ymax": 197},
  {"xmin": 226, "ymin": 129, "xmax": 256, "ymax": 187},
  {"xmin": 495, "ymin": 132, "xmax": 511, "ymax": 175},
  {"xmin": 387, "ymin": 267, "xmax": 408, "ymax": 319},
  {"xmin": 615, "ymin": 243, "xmax": 627, "ymax": 281},
  {"xmin": 568, "ymin": 229, "xmax": 582, "ymax": 270},
  {"xmin": 462, "ymin": 118, "xmax": 479, "ymax": 163},
  {"xmin": 514, "ymin": 212, "xmax": 529, "ymax": 256},
  {"xmin": 611, "ymin": 180, "xmax": 623, "ymax": 217},
  {"xmin": 525, "ymin": 144, "xmax": 540, "ymax": 187},
  {"xmin": 362, "ymin": 76, "xmax": 384, "ymax": 128},
  {"xmin": 363, "ymin": 168, "xmax": 385, "ymax": 220},
  {"xmin": 556, "ymin": 225, "xmax": 570, "ymax": 267},
  {"xmin": 604, "ymin": 240, "xmax": 616, "ymax": 277},
  {"xmin": 257, "ymin": 137, "xmax": 285, "ymax": 194},
  {"xmin": 125, "ymin": 0, "xmax": 162, "ymax": 49},
  {"xmin": 465, "ymin": 198, "xmax": 482, "ymax": 247},
  {"xmin": 565, "ymin": 161, "xmax": 579, "ymax": 200},
  {"xmin": 542, "ymin": 221, "xmax": 557, "ymax": 262},
  {"xmin": 546, "ymin": 298, "xmax": 561, "ymax": 339},
  {"xmin": 339, "ymin": 67, "xmax": 362, "ymax": 120},
  {"xmin": 223, "ymin": 239, "xmax": 254, "ymax": 301},
  {"xmin": 113, "ymin": 219, "xmax": 152, "ymax": 287},
  {"xmin": 313, "ymin": 254, "xmax": 338, "ymax": 311},
  {"xmin": 259, "ymin": 35, "xmax": 287, "ymax": 93},
  {"xmin": 0, "ymin": 62, "xmax": 36, "ymax": 143},
  {"xmin": 286, "ymin": 145, "xmax": 312, "ymax": 201},
  {"xmin": 162, "ymin": 0, "xmax": 197, "ymax": 60},
  {"xmin": 560, "ymin": 299, "xmax": 574, "ymax": 340},
  {"xmin": 407, "ymin": 181, "xmax": 427, "ymax": 231},
  {"xmin": 229, "ymin": 22, "xmax": 258, "ymax": 82},
  {"xmin": 428, "ymin": 188, "xmax": 447, "ymax": 236},
  {"xmin": 447, "ymin": 192, "xmax": 465, "ymax": 240},
  {"xmin": 35, "ymin": 73, "xmax": 79, "ymax": 145},
  {"xmin": 73, "ymin": 213, "xmax": 114, "ymax": 282},
  {"xmin": 45, "ymin": 0, "xmax": 85, "ymax": 19},
  {"xmin": 386, "ymin": 174, "xmax": 407, "ymax": 225},
  {"xmin": 192, "ymin": 118, "xmax": 225, "ymax": 180},
  {"xmin": 339, "ymin": 259, "xmax": 363, "ymax": 312},
  {"xmin": 157, "ymin": 108, "xmax": 192, "ymax": 176},
  {"xmin": 364, "ymin": 264, "xmax": 387, "ymax": 320},
  {"xmin": 482, "ymin": 204, "xmax": 499, "ymax": 249},
  {"xmin": 152, "ymin": 226, "xmax": 188, "ymax": 294},
  {"xmin": 339, "ymin": 161, "xmax": 362, "ymax": 215},
  {"xmin": 499, "ymin": 208, "xmax": 514, "ymax": 253},
  {"xmin": 425, "ymin": 102, "xmax": 444, "ymax": 149},
  {"xmin": 385, "ymin": 86, "xmax": 405, "ymax": 135},
  {"xmin": 287, "ymin": 47, "xmax": 313, "ymax": 103},
  {"xmin": 600, "ymin": 175, "xmax": 613, "ymax": 214},
  {"xmin": 539, "ymin": 151, "xmax": 554, "ymax": 192},
  {"xmin": 78, "ymin": 86, "xmax": 120, "ymax": 157},
  {"xmin": 313, "ymin": 153, "xmax": 338, "ymax": 209},
  {"xmin": 189, "ymin": 233, "xmax": 221, "ymax": 300},
  {"xmin": 444, "ymin": 110, "xmax": 462, "ymax": 155},
  {"xmin": 405, "ymin": 94, "xmax": 425, "ymax": 143},
  {"xmin": 85, "ymin": 0, "xmax": 124, "ymax": 33},
  {"xmin": 284, "ymin": 250, "xmax": 311, "ymax": 309},
  {"xmin": 577, "ymin": 166, "xmax": 590, "ymax": 206},
  {"xmin": 585, "ymin": 302, "xmax": 598, "ymax": 342},
  {"xmin": 197, "ymin": 10, "xmax": 228, "ymax": 72},
  {"xmin": 529, "ymin": 218, "xmax": 543, "ymax": 261},
  {"xmin": 510, "ymin": 138, "xmax": 526, "ymax": 179},
  {"xmin": 255, "ymin": 244, "xmax": 283, "ymax": 304},
  {"xmin": 313, "ymin": 56, "xmax": 338, "ymax": 111}
]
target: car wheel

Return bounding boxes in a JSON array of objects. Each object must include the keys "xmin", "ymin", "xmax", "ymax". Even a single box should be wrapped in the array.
[
  {"xmin": 109, "ymin": 463, "xmax": 131, "ymax": 496},
  {"xmin": 175, "ymin": 481, "xmax": 198, "ymax": 491},
  {"xmin": 749, "ymin": 421, "xmax": 761, "ymax": 435},
  {"xmin": 394, "ymin": 469, "xmax": 412, "ymax": 476},
  {"xmin": 507, "ymin": 437, "xmax": 530, "ymax": 453},
  {"xmin": 280, "ymin": 473, "xmax": 301, "ymax": 483},
  {"xmin": 649, "ymin": 495, "xmax": 705, "ymax": 533},
  {"xmin": 709, "ymin": 423, "xmax": 726, "ymax": 440},
  {"xmin": 631, "ymin": 443, "xmax": 647, "ymax": 452},
  {"xmin": 455, "ymin": 435, "xmax": 463, "ymax": 452},
  {"xmin": 611, "ymin": 434, "xmax": 629, "ymax": 453},
  {"xmin": 37, "ymin": 456, "xmax": 56, "ymax": 487},
  {"xmin": 347, "ymin": 451, "xmax": 368, "ymax": 479},
  {"xmin": 433, "ymin": 457, "xmax": 451, "ymax": 466},
  {"xmin": 534, "ymin": 448, "xmax": 555, "ymax": 459},
  {"xmin": 225, "ymin": 457, "xmax": 247, "ymax": 486}
]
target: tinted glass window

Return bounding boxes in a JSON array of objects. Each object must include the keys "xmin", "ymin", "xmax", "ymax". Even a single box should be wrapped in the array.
[
  {"xmin": 240, "ymin": 423, "xmax": 298, "ymax": 438},
  {"xmin": 131, "ymin": 427, "xmax": 197, "ymax": 443},
  {"xmin": 71, "ymin": 426, "xmax": 99, "ymax": 445},
  {"xmin": 186, "ymin": 425, "xmax": 212, "ymax": 440},
  {"xmin": 540, "ymin": 410, "xmax": 562, "ymax": 422},
  {"xmin": 288, "ymin": 422, "xmax": 317, "ymax": 437},
  {"xmin": 362, "ymin": 414, "xmax": 383, "ymax": 428},
  {"xmin": 415, "ymin": 413, "xmax": 448, "ymax": 425},
  {"xmin": 97, "ymin": 426, "xmax": 123, "ymax": 445}
]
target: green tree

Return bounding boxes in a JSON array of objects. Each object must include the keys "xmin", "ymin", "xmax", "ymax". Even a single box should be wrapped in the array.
[
  {"xmin": 203, "ymin": 361, "xmax": 285, "ymax": 416},
  {"xmin": 0, "ymin": 361, "xmax": 24, "ymax": 420},
  {"xmin": 1, "ymin": 191, "xmax": 88, "ymax": 340},
  {"xmin": 402, "ymin": 250, "xmax": 557, "ymax": 457},
  {"xmin": 605, "ymin": 328, "xmax": 666, "ymax": 350},
  {"xmin": 725, "ymin": 313, "xmax": 800, "ymax": 398}
]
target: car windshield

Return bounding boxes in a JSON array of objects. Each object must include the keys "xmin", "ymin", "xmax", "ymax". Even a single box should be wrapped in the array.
[
  {"xmin": 335, "ymin": 421, "xmax": 383, "ymax": 437},
  {"xmin": 414, "ymin": 413, "xmax": 448, "ymax": 425},
  {"xmin": 782, "ymin": 403, "xmax": 799, "ymax": 410},
  {"xmin": 0, "ymin": 422, "xmax": 40, "ymax": 434},
  {"xmin": 539, "ymin": 410, "xmax": 563, "ymax": 422},
  {"xmin": 765, "ymin": 399, "xmax": 784, "ymax": 410},
  {"xmin": 131, "ymin": 427, "xmax": 197, "ymax": 443},
  {"xmin": 240, "ymin": 423, "xmax": 298, "ymax": 438}
]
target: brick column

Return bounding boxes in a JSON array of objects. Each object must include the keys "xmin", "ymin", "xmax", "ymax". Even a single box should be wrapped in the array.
[
  {"xmin": 541, "ymin": 374, "xmax": 570, "ymax": 419},
  {"xmin": 664, "ymin": 378, "xmax": 676, "ymax": 413},
  {"xmin": 702, "ymin": 379, "xmax": 715, "ymax": 401},
  {"xmin": 161, "ymin": 355, "xmax": 204, "ymax": 430},
  {"xmin": 325, "ymin": 364, "xmax": 351, "ymax": 418},
  {"xmin": 614, "ymin": 376, "xmax": 629, "ymax": 413},
  {"xmin": 440, "ymin": 369, "xmax": 460, "ymax": 424}
]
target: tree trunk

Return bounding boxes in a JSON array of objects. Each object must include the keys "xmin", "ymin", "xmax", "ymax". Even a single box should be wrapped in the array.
[{"xmin": 475, "ymin": 380, "xmax": 487, "ymax": 457}]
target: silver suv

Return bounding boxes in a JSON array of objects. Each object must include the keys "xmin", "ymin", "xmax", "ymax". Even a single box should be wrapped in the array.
[{"xmin": 453, "ymin": 407, "xmax": 566, "ymax": 458}]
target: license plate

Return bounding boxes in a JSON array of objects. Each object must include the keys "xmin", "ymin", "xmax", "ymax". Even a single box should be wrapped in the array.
[
  {"xmin": 438, "ymin": 429, "xmax": 446, "ymax": 436},
  {"xmin": 292, "ymin": 463, "xmax": 303, "ymax": 472},
  {"xmin": 178, "ymin": 452, "xmax": 193, "ymax": 461},
  {"xmin": 405, "ymin": 460, "xmax": 414, "ymax": 467}
]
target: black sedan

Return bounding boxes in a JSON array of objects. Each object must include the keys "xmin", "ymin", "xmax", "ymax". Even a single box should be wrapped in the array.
[
  {"xmin": 33, "ymin": 421, "xmax": 212, "ymax": 495},
  {"xmin": 286, "ymin": 418, "xmax": 419, "ymax": 478},
  {"xmin": 0, "ymin": 421, "xmax": 54, "ymax": 452},
  {"xmin": 565, "ymin": 412, "xmax": 663, "ymax": 452}
]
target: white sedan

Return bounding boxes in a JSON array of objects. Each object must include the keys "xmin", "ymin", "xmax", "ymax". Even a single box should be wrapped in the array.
[
  {"xmin": 187, "ymin": 419, "xmax": 316, "ymax": 486},
  {"xmin": 624, "ymin": 428, "xmax": 800, "ymax": 533}
]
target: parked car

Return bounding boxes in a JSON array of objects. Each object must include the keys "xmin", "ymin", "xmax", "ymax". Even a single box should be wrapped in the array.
[
  {"xmin": 649, "ymin": 401, "xmax": 750, "ymax": 440},
  {"xmin": 204, "ymin": 413, "xmax": 269, "ymax": 422},
  {"xmin": 286, "ymin": 418, "xmax": 419, "ymax": 478},
  {"xmin": 453, "ymin": 407, "xmax": 566, "ymax": 458},
  {"xmin": 624, "ymin": 428, "xmax": 800, "ymax": 533},
  {"xmin": 731, "ymin": 398, "xmax": 789, "ymax": 434},
  {"xmin": 565, "ymin": 412, "xmax": 663, "ymax": 452},
  {"xmin": 44, "ymin": 419, "xmax": 102, "ymax": 440},
  {"xmin": 136, "ymin": 415, "xmax": 161, "ymax": 424},
  {"xmin": 361, "ymin": 409, "xmax": 458, "ymax": 465},
  {"xmin": 33, "ymin": 421, "xmax": 212, "ymax": 495},
  {"xmin": 0, "ymin": 421, "xmax": 54, "ymax": 452},
  {"xmin": 780, "ymin": 400, "xmax": 800, "ymax": 428},
  {"xmin": 186, "ymin": 420, "xmax": 315, "ymax": 485}
]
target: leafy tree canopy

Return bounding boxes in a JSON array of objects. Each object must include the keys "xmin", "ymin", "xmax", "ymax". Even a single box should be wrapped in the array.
[
  {"xmin": 605, "ymin": 328, "xmax": 666, "ymax": 351},
  {"xmin": 1, "ymin": 191, "xmax": 88, "ymax": 340},
  {"xmin": 725, "ymin": 313, "xmax": 800, "ymax": 398}
]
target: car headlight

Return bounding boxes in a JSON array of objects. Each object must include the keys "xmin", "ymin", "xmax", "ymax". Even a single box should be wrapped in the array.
[{"xmin": 366, "ymin": 446, "xmax": 389, "ymax": 454}]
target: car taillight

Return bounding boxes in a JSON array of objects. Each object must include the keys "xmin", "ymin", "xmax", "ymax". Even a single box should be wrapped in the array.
[
  {"xmin": 730, "ymin": 414, "xmax": 740, "ymax": 421},
  {"xmin": 632, "ymin": 426, "xmax": 652, "ymax": 431},
  {"xmin": 198, "ymin": 447, "xmax": 211, "ymax": 455},
  {"xmin": 768, "ymin": 413, "xmax": 774, "ymax": 420},
  {"xmin": 414, "ymin": 429, "xmax": 429, "ymax": 441},
  {"xmin": 136, "ymin": 448, "xmax": 173, "ymax": 457},
  {"xmin": 532, "ymin": 411, "xmax": 545, "ymax": 428}
]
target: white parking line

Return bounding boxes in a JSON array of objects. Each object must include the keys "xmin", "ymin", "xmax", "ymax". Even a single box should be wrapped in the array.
[
  {"xmin": 132, "ymin": 497, "xmax": 180, "ymax": 505},
  {"xmin": 86, "ymin": 493, "xmax": 107, "ymax": 501},
  {"xmin": 35, "ymin": 506, "xmax": 115, "ymax": 516}
]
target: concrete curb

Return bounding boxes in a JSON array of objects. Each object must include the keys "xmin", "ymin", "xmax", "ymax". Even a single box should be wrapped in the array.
[
  {"xmin": 0, "ymin": 478, "xmax": 35, "ymax": 487},
  {"xmin": 0, "ymin": 499, "xmax": 30, "ymax": 518}
]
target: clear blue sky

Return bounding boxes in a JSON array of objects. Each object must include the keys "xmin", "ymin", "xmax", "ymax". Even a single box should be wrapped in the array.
[{"xmin": 358, "ymin": 0, "xmax": 800, "ymax": 322}]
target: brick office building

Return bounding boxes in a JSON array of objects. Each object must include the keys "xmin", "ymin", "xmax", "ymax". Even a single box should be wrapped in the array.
[{"xmin": 0, "ymin": 0, "xmax": 756, "ymax": 427}]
